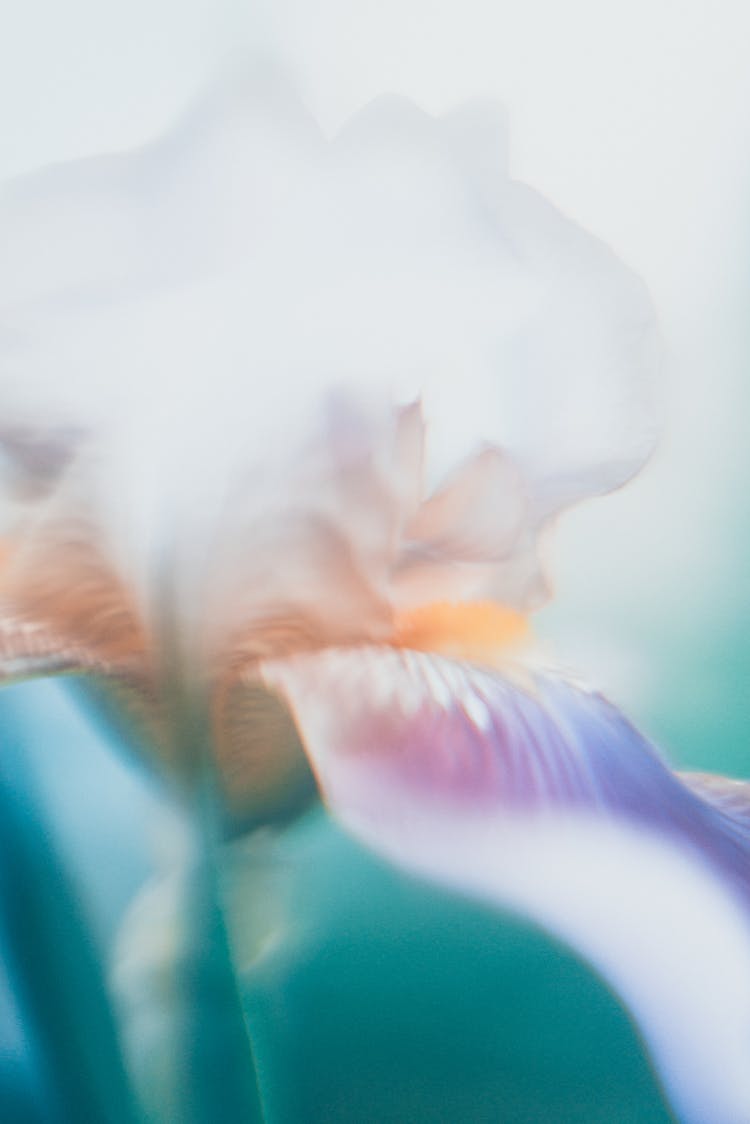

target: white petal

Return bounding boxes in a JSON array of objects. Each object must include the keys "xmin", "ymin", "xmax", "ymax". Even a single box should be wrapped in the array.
[{"xmin": 0, "ymin": 68, "xmax": 659, "ymax": 625}]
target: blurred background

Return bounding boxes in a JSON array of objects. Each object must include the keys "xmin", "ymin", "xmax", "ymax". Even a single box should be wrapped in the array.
[{"xmin": 1, "ymin": 2, "xmax": 748, "ymax": 1121}]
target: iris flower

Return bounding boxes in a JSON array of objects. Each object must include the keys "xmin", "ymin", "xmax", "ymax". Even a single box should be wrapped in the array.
[{"xmin": 1, "ymin": 69, "xmax": 749, "ymax": 1123}]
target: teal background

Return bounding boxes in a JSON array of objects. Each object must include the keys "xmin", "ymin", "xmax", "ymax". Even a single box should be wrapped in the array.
[{"xmin": 0, "ymin": 679, "xmax": 675, "ymax": 1122}]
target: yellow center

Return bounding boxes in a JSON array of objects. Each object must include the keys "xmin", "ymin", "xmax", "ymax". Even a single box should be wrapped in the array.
[{"xmin": 392, "ymin": 600, "xmax": 528, "ymax": 665}]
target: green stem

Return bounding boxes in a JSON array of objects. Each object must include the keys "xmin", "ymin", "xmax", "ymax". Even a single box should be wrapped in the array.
[{"xmin": 166, "ymin": 659, "xmax": 267, "ymax": 1124}]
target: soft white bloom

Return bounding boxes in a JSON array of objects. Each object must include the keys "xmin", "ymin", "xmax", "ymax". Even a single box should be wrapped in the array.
[
  {"xmin": 0, "ymin": 65, "xmax": 747, "ymax": 1122},
  {"xmin": 0, "ymin": 67, "xmax": 658, "ymax": 641}
]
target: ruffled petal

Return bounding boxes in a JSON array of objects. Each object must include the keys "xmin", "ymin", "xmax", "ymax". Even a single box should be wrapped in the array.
[
  {"xmin": 260, "ymin": 645, "xmax": 750, "ymax": 1123},
  {"xmin": 0, "ymin": 69, "xmax": 659, "ymax": 641},
  {"xmin": 206, "ymin": 399, "xmax": 428, "ymax": 663},
  {"xmin": 391, "ymin": 447, "xmax": 529, "ymax": 608}
]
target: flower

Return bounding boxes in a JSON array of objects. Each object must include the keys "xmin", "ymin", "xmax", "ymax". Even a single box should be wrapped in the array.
[{"xmin": 0, "ymin": 66, "xmax": 749, "ymax": 1121}]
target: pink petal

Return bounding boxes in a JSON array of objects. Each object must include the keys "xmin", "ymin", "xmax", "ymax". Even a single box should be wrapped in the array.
[
  {"xmin": 262, "ymin": 647, "xmax": 750, "ymax": 891},
  {"xmin": 392, "ymin": 447, "xmax": 528, "ymax": 607}
]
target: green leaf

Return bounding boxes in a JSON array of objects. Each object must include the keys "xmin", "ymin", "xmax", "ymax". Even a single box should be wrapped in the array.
[{"xmin": 0, "ymin": 740, "xmax": 142, "ymax": 1124}]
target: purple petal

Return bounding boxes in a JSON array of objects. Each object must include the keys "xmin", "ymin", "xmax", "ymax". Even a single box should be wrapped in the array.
[
  {"xmin": 261, "ymin": 646, "xmax": 750, "ymax": 1122},
  {"xmin": 680, "ymin": 771, "xmax": 750, "ymax": 831},
  {"xmin": 263, "ymin": 647, "xmax": 750, "ymax": 900}
]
